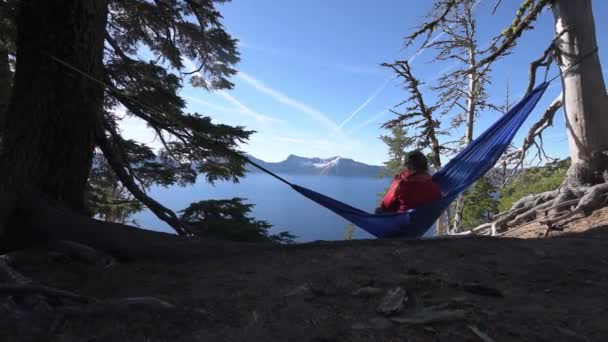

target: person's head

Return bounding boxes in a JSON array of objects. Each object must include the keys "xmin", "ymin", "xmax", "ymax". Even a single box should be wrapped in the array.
[{"xmin": 404, "ymin": 150, "xmax": 429, "ymax": 173}]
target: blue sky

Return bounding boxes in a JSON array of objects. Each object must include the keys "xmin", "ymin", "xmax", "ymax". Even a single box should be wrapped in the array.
[{"xmin": 122, "ymin": 0, "xmax": 608, "ymax": 166}]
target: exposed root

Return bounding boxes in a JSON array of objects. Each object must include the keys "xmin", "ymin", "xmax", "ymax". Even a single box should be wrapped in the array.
[
  {"xmin": 463, "ymin": 181, "xmax": 608, "ymax": 236},
  {"xmin": 47, "ymin": 240, "xmax": 117, "ymax": 268},
  {"xmin": 0, "ymin": 284, "xmax": 95, "ymax": 304},
  {"xmin": 0, "ymin": 254, "xmax": 53, "ymax": 311}
]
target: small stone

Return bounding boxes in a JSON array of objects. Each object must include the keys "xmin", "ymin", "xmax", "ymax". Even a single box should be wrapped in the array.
[
  {"xmin": 351, "ymin": 287, "xmax": 383, "ymax": 297},
  {"xmin": 376, "ymin": 287, "xmax": 408, "ymax": 315},
  {"xmin": 369, "ymin": 317, "xmax": 394, "ymax": 330}
]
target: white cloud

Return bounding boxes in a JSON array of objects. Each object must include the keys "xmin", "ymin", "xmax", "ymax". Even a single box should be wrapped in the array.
[
  {"xmin": 339, "ymin": 77, "xmax": 394, "ymax": 129},
  {"xmin": 334, "ymin": 63, "xmax": 385, "ymax": 77},
  {"xmin": 346, "ymin": 109, "xmax": 390, "ymax": 135},
  {"xmin": 336, "ymin": 30, "xmax": 451, "ymax": 130},
  {"xmin": 237, "ymin": 71, "xmax": 343, "ymax": 134},
  {"xmin": 182, "ymin": 96, "xmax": 237, "ymax": 113},
  {"xmin": 216, "ymin": 90, "xmax": 284, "ymax": 123}
]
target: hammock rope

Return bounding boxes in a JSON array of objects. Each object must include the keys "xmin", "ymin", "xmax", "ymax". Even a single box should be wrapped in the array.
[{"xmin": 42, "ymin": 46, "xmax": 599, "ymax": 238}]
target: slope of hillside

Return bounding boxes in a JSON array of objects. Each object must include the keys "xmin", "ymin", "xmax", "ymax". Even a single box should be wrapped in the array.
[{"xmin": 3, "ymin": 217, "xmax": 608, "ymax": 341}]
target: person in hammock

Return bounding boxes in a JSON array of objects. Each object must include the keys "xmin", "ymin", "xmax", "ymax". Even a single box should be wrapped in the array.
[{"xmin": 375, "ymin": 150, "xmax": 441, "ymax": 214}]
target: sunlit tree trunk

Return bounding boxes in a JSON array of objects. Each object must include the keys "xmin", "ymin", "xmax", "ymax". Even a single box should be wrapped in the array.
[{"xmin": 552, "ymin": 0, "xmax": 608, "ymax": 186}]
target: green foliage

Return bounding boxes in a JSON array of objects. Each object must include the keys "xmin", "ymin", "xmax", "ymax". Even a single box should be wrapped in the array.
[
  {"xmin": 377, "ymin": 123, "xmax": 411, "ymax": 202},
  {"xmin": 86, "ymin": 154, "xmax": 143, "ymax": 224},
  {"xmin": 461, "ymin": 176, "xmax": 499, "ymax": 229},
  {"xmin": 499, "ymin": 158, "xmax": 570, "ymax": 211},
  {"xmin": 103, "ymin": 0, "xmax": 250, "ymax": 186},
  {"xmin": 379, "ymin": 123, "xmax": 412, "ymax": 178},
  {"xmin": 4, "ymin": 0, "xmax": 278, "ymax": 236},
  {"xmin": 100, "ymin": 0, "xmax": 260, "ymax": 232},
  {"xmin": 180, "ymin": 198, "xmax": 296, "ymax": 244}
]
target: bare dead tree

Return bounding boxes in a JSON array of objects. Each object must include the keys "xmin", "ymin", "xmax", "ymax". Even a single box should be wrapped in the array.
[
  {"xmin": 398, "ymin": 0, "xmax": 496, "ymax": 233},
  {"xmin": 381, "ymin": 60, "xmax": 460, "ymax": 235},
  {"xmin": 381, "ymin": 60, "xmax": 450, "ymax": 170},
  {"xmin": 404, "ymin": 0, "xmax": 608, "ymax": 236}
]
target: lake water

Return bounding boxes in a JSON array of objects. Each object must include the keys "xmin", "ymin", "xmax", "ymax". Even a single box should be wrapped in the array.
[{"xmin": 133, "ymin": 174, "xmax": 434, "ymax": 242}]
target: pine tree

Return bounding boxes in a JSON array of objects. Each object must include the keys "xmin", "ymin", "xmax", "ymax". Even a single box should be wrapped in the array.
[
  {"xmin": 379, "ymin": 123, "xmax": 412, "ymax": 178},
  {"xmin": 0, "ymin": 0, "xmax": 290, "ymax": 259},
  {"xmin": 180, "ymin": 198, "xmax": 295, "ymax": 244},
  {"xmin": 460, "ymin": 176, "xmax": 499, "ymax": 229},
  {"xmin": 86, "ymin": 153, "xmax": 143, "ymax": 224}
]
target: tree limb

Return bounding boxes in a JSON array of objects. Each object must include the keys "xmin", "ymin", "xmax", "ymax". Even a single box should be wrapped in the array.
[
  {"xmin": 509, "ymin": 94, "xmax": 563, "ymax": 170},
  {"xmin": 96, "ymin": 125, "xmax": 190, "ymax": 236},
  {"xmin": 469, "ymin": 0, "xmax": 551, "ymax": 72},
  {"xmin": 526, "ymin": 27, "xmax": 570, "ymax": 95},
  {"xmin": 405, "ymin": 0, "xmax": 458, "ymax": 48}
]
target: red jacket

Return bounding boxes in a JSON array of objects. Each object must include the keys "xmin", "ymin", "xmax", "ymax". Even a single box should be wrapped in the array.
[{"xmin": 379, "ymin": 170, "xmax": 441, "ymax": 213}]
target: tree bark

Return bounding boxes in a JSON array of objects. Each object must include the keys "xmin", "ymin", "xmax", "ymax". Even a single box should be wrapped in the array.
[
  {"xmin": 552, "ymin": 0, "xmax": 608, "ymax": 186},
  {"xmin": 1, "ymin": 0, "xmax": 108, "ymax": 212}
]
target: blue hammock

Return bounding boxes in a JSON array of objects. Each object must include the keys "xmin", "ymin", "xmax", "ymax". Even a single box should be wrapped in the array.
[{"xmin": 247, "ymin": 82, "xmax": 549, "ymax": 238}]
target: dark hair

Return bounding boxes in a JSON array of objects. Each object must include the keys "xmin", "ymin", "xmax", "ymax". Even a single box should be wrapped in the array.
[{"xmin": 404, "ymin": 150, "xmax": 429, "ymax": 172}]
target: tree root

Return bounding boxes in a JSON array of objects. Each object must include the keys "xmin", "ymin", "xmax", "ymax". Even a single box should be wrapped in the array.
[
  {"xmin": 47, "ymin": 240, "xmax": 117, "ymax": 268},
  {"xmin": 0, "ymin": 284, "xmax": 95, "ymax": 304},
  {"xmin": 1, "ymin": 251, "xmax": 177, "ymax": 321},
  {"xmin": 462, "ymin": 182, "xmax": 608, "ymax": 236},
  {"xmin": 1, "ymin": 254, "xmax": 53, "ymax": 311},
  {"xmin": 0, "ymin": 184, "xmax": 276, "ymax": 261}
]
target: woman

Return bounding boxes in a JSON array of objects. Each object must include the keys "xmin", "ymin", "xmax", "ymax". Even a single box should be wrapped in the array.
[{"xmin": 375, "ymin": 150, "xmax": 441, "ymax": 214}]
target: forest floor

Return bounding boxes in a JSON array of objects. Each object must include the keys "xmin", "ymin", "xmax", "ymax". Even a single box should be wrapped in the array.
[{"xmin": 3, "ymin": 209, "xmax": 608, "ymax": 341}]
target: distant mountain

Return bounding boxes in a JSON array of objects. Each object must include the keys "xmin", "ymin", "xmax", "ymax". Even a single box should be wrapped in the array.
[{"xmin": 245, "ymin": 154, "xmax": 385, "ymax": 177}]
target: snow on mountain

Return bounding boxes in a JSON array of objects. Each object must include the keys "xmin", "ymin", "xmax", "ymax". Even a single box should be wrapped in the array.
[{"xmin": 245, "ymin": 154, "xmax": 385, "ymax": 177}]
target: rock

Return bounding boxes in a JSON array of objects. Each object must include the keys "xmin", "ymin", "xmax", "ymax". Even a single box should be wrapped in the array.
[
  {"xmin": 391, "ymin": 309, "xmax": 466, "ymax": 325},
  {"xmin": 284, "ymin": 284, "xmax": 312, "ymax": 297},
  {"xmin": 351, "ymin": 322, "xmax": 369, "ymax": 330},
  {"xmin": 369, "ymin": 317, "xmax": 394, "ymax": 330},
  {"xmin": 351, "ymin": 287, "xmax": 383, "ymax": 297},
  {"xmin": 376, "ymin": 287, "xmax": 408, "ymax": 315},
  {"xmin": 351, "ymin": 317, "xmax": 394, "ymax": 330},
  {"xmin": 462, "ymin": 283, "xmax": 503, "ymax": 298}
]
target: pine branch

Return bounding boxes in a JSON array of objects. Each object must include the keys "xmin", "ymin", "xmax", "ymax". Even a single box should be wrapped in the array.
[{"xmin": 405, "ymin": 0, "xmax": 459, "ymax": 48}]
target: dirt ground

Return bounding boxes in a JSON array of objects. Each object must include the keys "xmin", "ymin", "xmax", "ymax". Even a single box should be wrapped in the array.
[{"xmin": 2, "ymin": 213, "xmax": 608, "ymax": 341}]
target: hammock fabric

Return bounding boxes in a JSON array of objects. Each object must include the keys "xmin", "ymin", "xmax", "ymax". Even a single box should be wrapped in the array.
[{"xmin": 248, "ymin": 82, "xmax": 549, "ymax": 238}]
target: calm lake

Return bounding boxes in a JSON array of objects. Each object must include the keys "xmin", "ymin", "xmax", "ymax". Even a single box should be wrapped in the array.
[{"xmin": 133, "ymin": 173, "xmax": 435, "ymax": 242}]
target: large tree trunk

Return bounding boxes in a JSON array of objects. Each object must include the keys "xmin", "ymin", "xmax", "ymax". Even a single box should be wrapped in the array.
[
  {"xmin": 552, "ymin": 0, "xmax": 608, "ymax": 186},
  {"xmin": 0, "ymin": 46, "xmax": 10, "ymax": 125},
  {"xmin": 1, "ymin": 0, "xmax": 108, "ymax": 212},
  {"xmin": 0, "ymin": 187, "xmax": 271, "ymax": 260}
]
